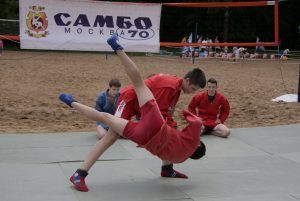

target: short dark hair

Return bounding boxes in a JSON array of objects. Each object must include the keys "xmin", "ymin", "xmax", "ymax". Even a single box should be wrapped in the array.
[
  {"xmin": 109, "ymin": 79, "xmax": 121, "ymax": 88},
  {"xmin": 207, "ymin": 78, "xmax": 217, "ymax": 86},
  {"xmin": 184, "ymin": 68, "xmax": 206, "ymax": 88},
  {"xmin": 190, "ymin": 141, "xmax": 206, "ymax": 160}
]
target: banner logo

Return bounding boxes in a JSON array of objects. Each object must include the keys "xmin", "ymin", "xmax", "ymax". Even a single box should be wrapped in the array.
[
  {"xmin": 26, "ymin": 6, "xmax": 49, "ymax": 38},
  {"xmin": 54, "ymin": 14, "xmax": 155, "ymax": 40}
]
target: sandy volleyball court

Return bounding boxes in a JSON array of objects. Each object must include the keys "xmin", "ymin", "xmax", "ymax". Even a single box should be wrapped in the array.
[{"xmin": 0, "ymin": 50, "xmax": 299, "ymax": 134}]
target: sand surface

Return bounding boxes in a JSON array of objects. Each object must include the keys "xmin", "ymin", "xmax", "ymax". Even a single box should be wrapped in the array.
[{"xmin": 0, "ymin": 50, "xmax": 299, "ymax": 133}]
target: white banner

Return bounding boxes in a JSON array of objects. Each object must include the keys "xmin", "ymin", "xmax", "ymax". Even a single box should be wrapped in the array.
[{"xmin": 19, "ymin": 0, "xmax": 161, "ymax": 52}]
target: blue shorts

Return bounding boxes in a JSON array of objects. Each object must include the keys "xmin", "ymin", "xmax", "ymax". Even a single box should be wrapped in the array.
[{"xmin": 96, "ymin": 122, "xmax": 109, "ymax": 130}]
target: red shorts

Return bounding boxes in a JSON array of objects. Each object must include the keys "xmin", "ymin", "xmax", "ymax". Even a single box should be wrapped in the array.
[{"xmin": 123, "ymin": 99, "xmax": 165, "ymax": 145}]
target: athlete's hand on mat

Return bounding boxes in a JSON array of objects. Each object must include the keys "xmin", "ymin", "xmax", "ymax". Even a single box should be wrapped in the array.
[{"xmin": 59, "ymin": 93, "xmax": 75, "ymax": 107}]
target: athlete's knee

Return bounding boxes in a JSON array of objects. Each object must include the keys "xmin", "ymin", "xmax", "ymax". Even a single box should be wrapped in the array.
[
  {"xmin": 97, "ymin": 126, "xmax": 107, "ymax": 139},
  {"xmin": 106, "ymin": 128, "xmax": 121, "ymax": 140}
]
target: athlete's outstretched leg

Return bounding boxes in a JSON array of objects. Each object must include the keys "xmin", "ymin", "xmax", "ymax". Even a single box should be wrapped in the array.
[
  {"xmin": 69, "ymin": 128, "xmax": 118, "ymax": 192},
  {"xmin": 107, "ymin": 34, "xmax": 154, "ymax": 107},
  {"xmin": 59, "ymin": 93, "xmax": 128, "ymax": 135},
  {"xmin": 59, "ymin": 93, "xmax": 129, "ymax": 191},
  {"xmin": 107, "ymin": 35, "xmax": 188, "ymax": 179}
]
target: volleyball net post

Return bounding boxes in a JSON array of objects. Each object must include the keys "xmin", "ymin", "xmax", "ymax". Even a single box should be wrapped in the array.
[
  {"xmin": 192, "ymin": 22, "xmax": 198, "ymax": 64},
  {"xmin": 298, "ymin": 65, "xmax": 300, "ymax": 102}
]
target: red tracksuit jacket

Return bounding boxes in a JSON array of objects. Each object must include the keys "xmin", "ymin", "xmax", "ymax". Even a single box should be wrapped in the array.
[
  {"xmin": 188, "ymin": 91, "xmax": 230, "ymax": 128},
  {"xmin": 120, "ymin": 73, "xmax": 183, "ymax": 128}
]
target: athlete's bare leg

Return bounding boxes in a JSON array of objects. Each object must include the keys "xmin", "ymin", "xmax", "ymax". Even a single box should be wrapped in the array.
[
  {"xmin": 116, "ymin": 50, "xmax": 154, "ymax": 107},
  {"xmin": 68, "ymin": 101, "xmax": 129, "ymax": 171}
]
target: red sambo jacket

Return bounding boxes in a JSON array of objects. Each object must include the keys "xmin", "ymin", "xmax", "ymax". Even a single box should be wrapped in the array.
[
  {"xmin": 120, "ymin": 73, "xmax": 183, "ymax": 128},
  {"xmin": 188, "ymin": 91, "xmax": 230, "ymax": 128}
]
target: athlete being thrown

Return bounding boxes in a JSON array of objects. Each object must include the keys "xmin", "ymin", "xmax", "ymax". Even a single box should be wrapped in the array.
[{"xmin": 59, "ymin": 34, "xmax": 206, "ymax": 192}]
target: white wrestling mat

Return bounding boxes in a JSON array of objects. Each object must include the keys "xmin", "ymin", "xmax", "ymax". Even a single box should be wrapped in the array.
[{"xmin": 1, "ymin": 124, "xmax": 300, "ymax": 201}]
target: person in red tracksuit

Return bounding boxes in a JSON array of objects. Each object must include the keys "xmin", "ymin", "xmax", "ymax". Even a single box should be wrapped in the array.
[{"xmin": 188, "ymin": 78, "xmax": 230, "ymax": 138}]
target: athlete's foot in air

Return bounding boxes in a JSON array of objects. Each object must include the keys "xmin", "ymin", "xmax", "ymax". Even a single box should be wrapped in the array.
[
  {"xmin": 59, "ymin": 93, "xmax": 75, "ymax": 107},
  {"xmin": 107, "ymin": 34, "xmax": 124, "ymax": 52}
]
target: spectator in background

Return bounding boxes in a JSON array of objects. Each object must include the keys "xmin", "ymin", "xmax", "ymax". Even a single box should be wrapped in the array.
[
  {"xmin": 202, "ymin": 38, "xmax": 208, "ymax": 53},
  {"xmin": 280, "ymin": 49, "xmax": 290, "ymax": 60},
  {"xmin": 197, "ymin": 35, "xmax": 203, "ymax": 46},
  {"xmin": 234, "ymin": 47, "xmax": 247, "ymax": 60},
  {"xmin": 207, "ymin": 37, "xmax": 213, "ymax": 53},
  {"xmin": 255, "ymin": 36, "xmax": 266, "ymax": 53},
  {"xmin": 188, "ymin": 78, "xmax": 230, "ymax": 138},
  {"xmin": 95, "ymin": 79, "xmax": 121, "ymax": 139},
  {"xmin": 181, "ymin": 37, "xmax": 191, "ymax": 58},
  {"xmin": 214, "ymin": 36, "xmax": 221, "ymax": 54}
]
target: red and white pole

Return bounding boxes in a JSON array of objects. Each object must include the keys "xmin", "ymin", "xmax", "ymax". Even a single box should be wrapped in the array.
[{"xmin": 0, "ymin": 39, "xmax": 3, "ymax": 56}]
